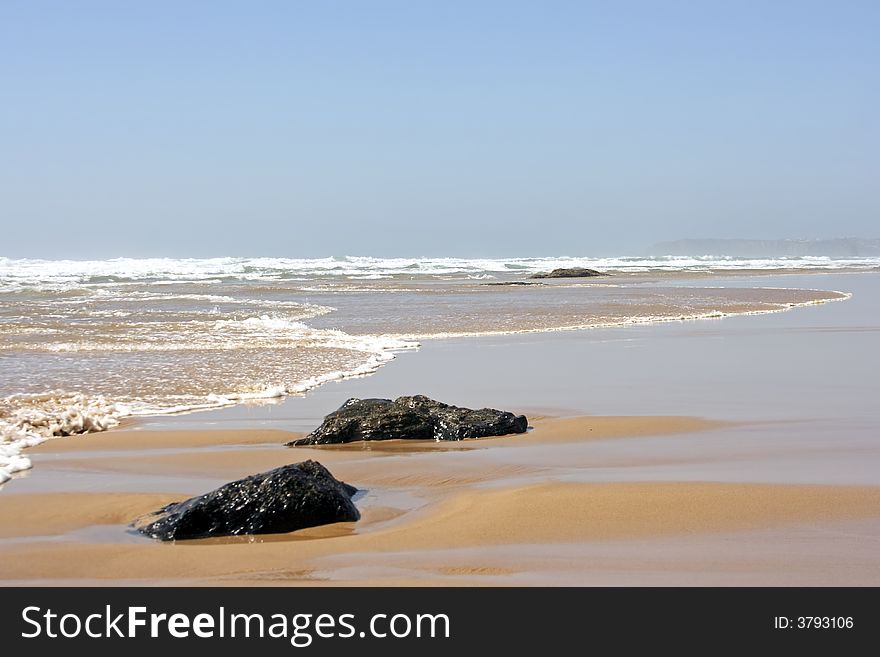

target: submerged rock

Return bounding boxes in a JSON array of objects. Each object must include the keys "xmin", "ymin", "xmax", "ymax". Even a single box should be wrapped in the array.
[
  {"xmin": 530, "ymin": 267, "xmax": 605, "ymax": 279},
  {"xmin": 287, "ymin": 395, "xmax": 528, "ymax": 446},
  {"xmin": 136, "ymin": 460, "xmax": 359, "ymax": 541}
]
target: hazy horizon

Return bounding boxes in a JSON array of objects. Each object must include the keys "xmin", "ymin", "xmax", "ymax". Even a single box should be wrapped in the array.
[{"xmin": 2, "ymin": 2, "xmax": 878, "ymax": 258}]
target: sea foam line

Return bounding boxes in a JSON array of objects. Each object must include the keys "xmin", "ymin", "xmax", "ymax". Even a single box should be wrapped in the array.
[
  {"xmin": 391, "ymin": 290, "xmax": 853, "ymax": 341},
  {"xmin": 0, "ymin": 392, "xmax": 129, "ymax": 484},
  {"xmin": 0, "ymin": 333, "xmax": 419, "ymax": 486}
]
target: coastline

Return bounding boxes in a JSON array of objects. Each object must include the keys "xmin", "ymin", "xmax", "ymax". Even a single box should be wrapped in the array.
[
  {"xmin": 1, "ymin": 270, "xmax": 879, "ymax": 585},
  {"xmin": 0, "ymin": 269, "xmax": 854, "ymax": 485}
]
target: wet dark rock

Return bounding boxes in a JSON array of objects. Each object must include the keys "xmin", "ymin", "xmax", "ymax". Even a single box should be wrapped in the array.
[
  {"xmin": 287, "ymin": 395, "xmax": 528, "ymax": 446},
  {"xmin": 530, "ymin": 267, "xmax": 605, "ymax": 279},
  {"xmin": 136, "ymin": 460, "xmax": 359, "ymax": 541},
  {"xmin": 481, "ymin": 281, "xmax": 545, "ymax": 286}
]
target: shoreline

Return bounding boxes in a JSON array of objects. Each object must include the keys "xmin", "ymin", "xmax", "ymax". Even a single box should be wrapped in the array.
[
  {"xmin": 387, "ymin": 288, "xmax": 851, "ymax": 341},
  {"xmin": 1, "ymin": 270, "xmax": 878, "ymax": 585},
  {"xmin": 0, "ymin": 277, "xmax": 850, "ymax": 486}
]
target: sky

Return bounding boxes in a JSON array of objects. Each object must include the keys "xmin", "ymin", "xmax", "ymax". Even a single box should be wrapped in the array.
[{"xmin": 1, "ymin": 0, "xmax": 877, "ymax": 258}]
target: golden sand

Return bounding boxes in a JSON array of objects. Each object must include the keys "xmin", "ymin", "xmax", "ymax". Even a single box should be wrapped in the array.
[{"xmin": 2, "ymin": 415, "xmax": 879, "ymax": 586}]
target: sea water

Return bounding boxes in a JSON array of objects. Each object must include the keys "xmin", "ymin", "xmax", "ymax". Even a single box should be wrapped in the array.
[{"xmin": 1, "ymin": 255, "xmax": 873, "ymax": 483}]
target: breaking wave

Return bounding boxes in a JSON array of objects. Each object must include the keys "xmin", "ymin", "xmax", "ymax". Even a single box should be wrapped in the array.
[{"xmin": 1, "ymin": 254, "xmax": 878, "ymax": 292}]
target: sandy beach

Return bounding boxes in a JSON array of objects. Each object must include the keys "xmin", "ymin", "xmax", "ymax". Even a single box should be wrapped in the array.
[
  {"xmin": 4, "ymin": 415, "xmax": 880, "ymax": 586},
  {"xmin": 2, "ymin": 271, "xmax": 879, "ymax": 586}
]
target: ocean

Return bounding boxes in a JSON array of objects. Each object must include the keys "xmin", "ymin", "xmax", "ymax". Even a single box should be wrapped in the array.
[{"xmin": 1, "ymin": 254, "xmax": 875, "ymax": 484}]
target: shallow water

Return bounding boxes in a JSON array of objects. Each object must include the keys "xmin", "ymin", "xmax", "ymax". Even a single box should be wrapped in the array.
[
  {"xmin": 135, "ymin": 272, "xmax": 880, "ymax": 486},
  {"xmin": 0, "ymin": 256, "xmax": 872, "ymax": 484}
]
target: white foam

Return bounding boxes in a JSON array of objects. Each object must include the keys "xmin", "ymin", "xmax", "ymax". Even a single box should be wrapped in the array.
[
  {"xmin": 2, "ymin": 254, "xmax": 878, "ymax": 291},
  {"xmin": 206, "ymin": 385, "xmax": 288, "ymax": 407},
  {"xmin": 213, "ymin": 315, "xmax": 315, "ymax": 332},
  {"xmin": 0, "ymin": 392, "xmax": 130, "ymax": 485}
]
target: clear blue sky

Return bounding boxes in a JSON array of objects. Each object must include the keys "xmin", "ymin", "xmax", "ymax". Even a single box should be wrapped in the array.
[{"xmin": 1, "ymin": 0, "xmax": 877, "ymax": 257}]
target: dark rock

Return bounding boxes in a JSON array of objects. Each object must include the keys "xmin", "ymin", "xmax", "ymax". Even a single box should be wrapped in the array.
[
  {"xmin": 530, "ymin": 267, "xmax": 605, "ymax": 279},
  {"xmin": 135, "ymin": 460, "xmax": 359, "ymax": 541},
  {"xmin": 288, "ymin": 395, "xmax": 528, "ymax": 446},
  {"xmin": 481, "ymin": 281, "xmax": 545, "ymax": 286}
]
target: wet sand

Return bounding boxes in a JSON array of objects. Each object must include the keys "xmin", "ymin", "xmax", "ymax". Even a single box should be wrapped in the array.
[{"xmin": 3, "ymin": 414, "xmax": 880, "ymax": 586}]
